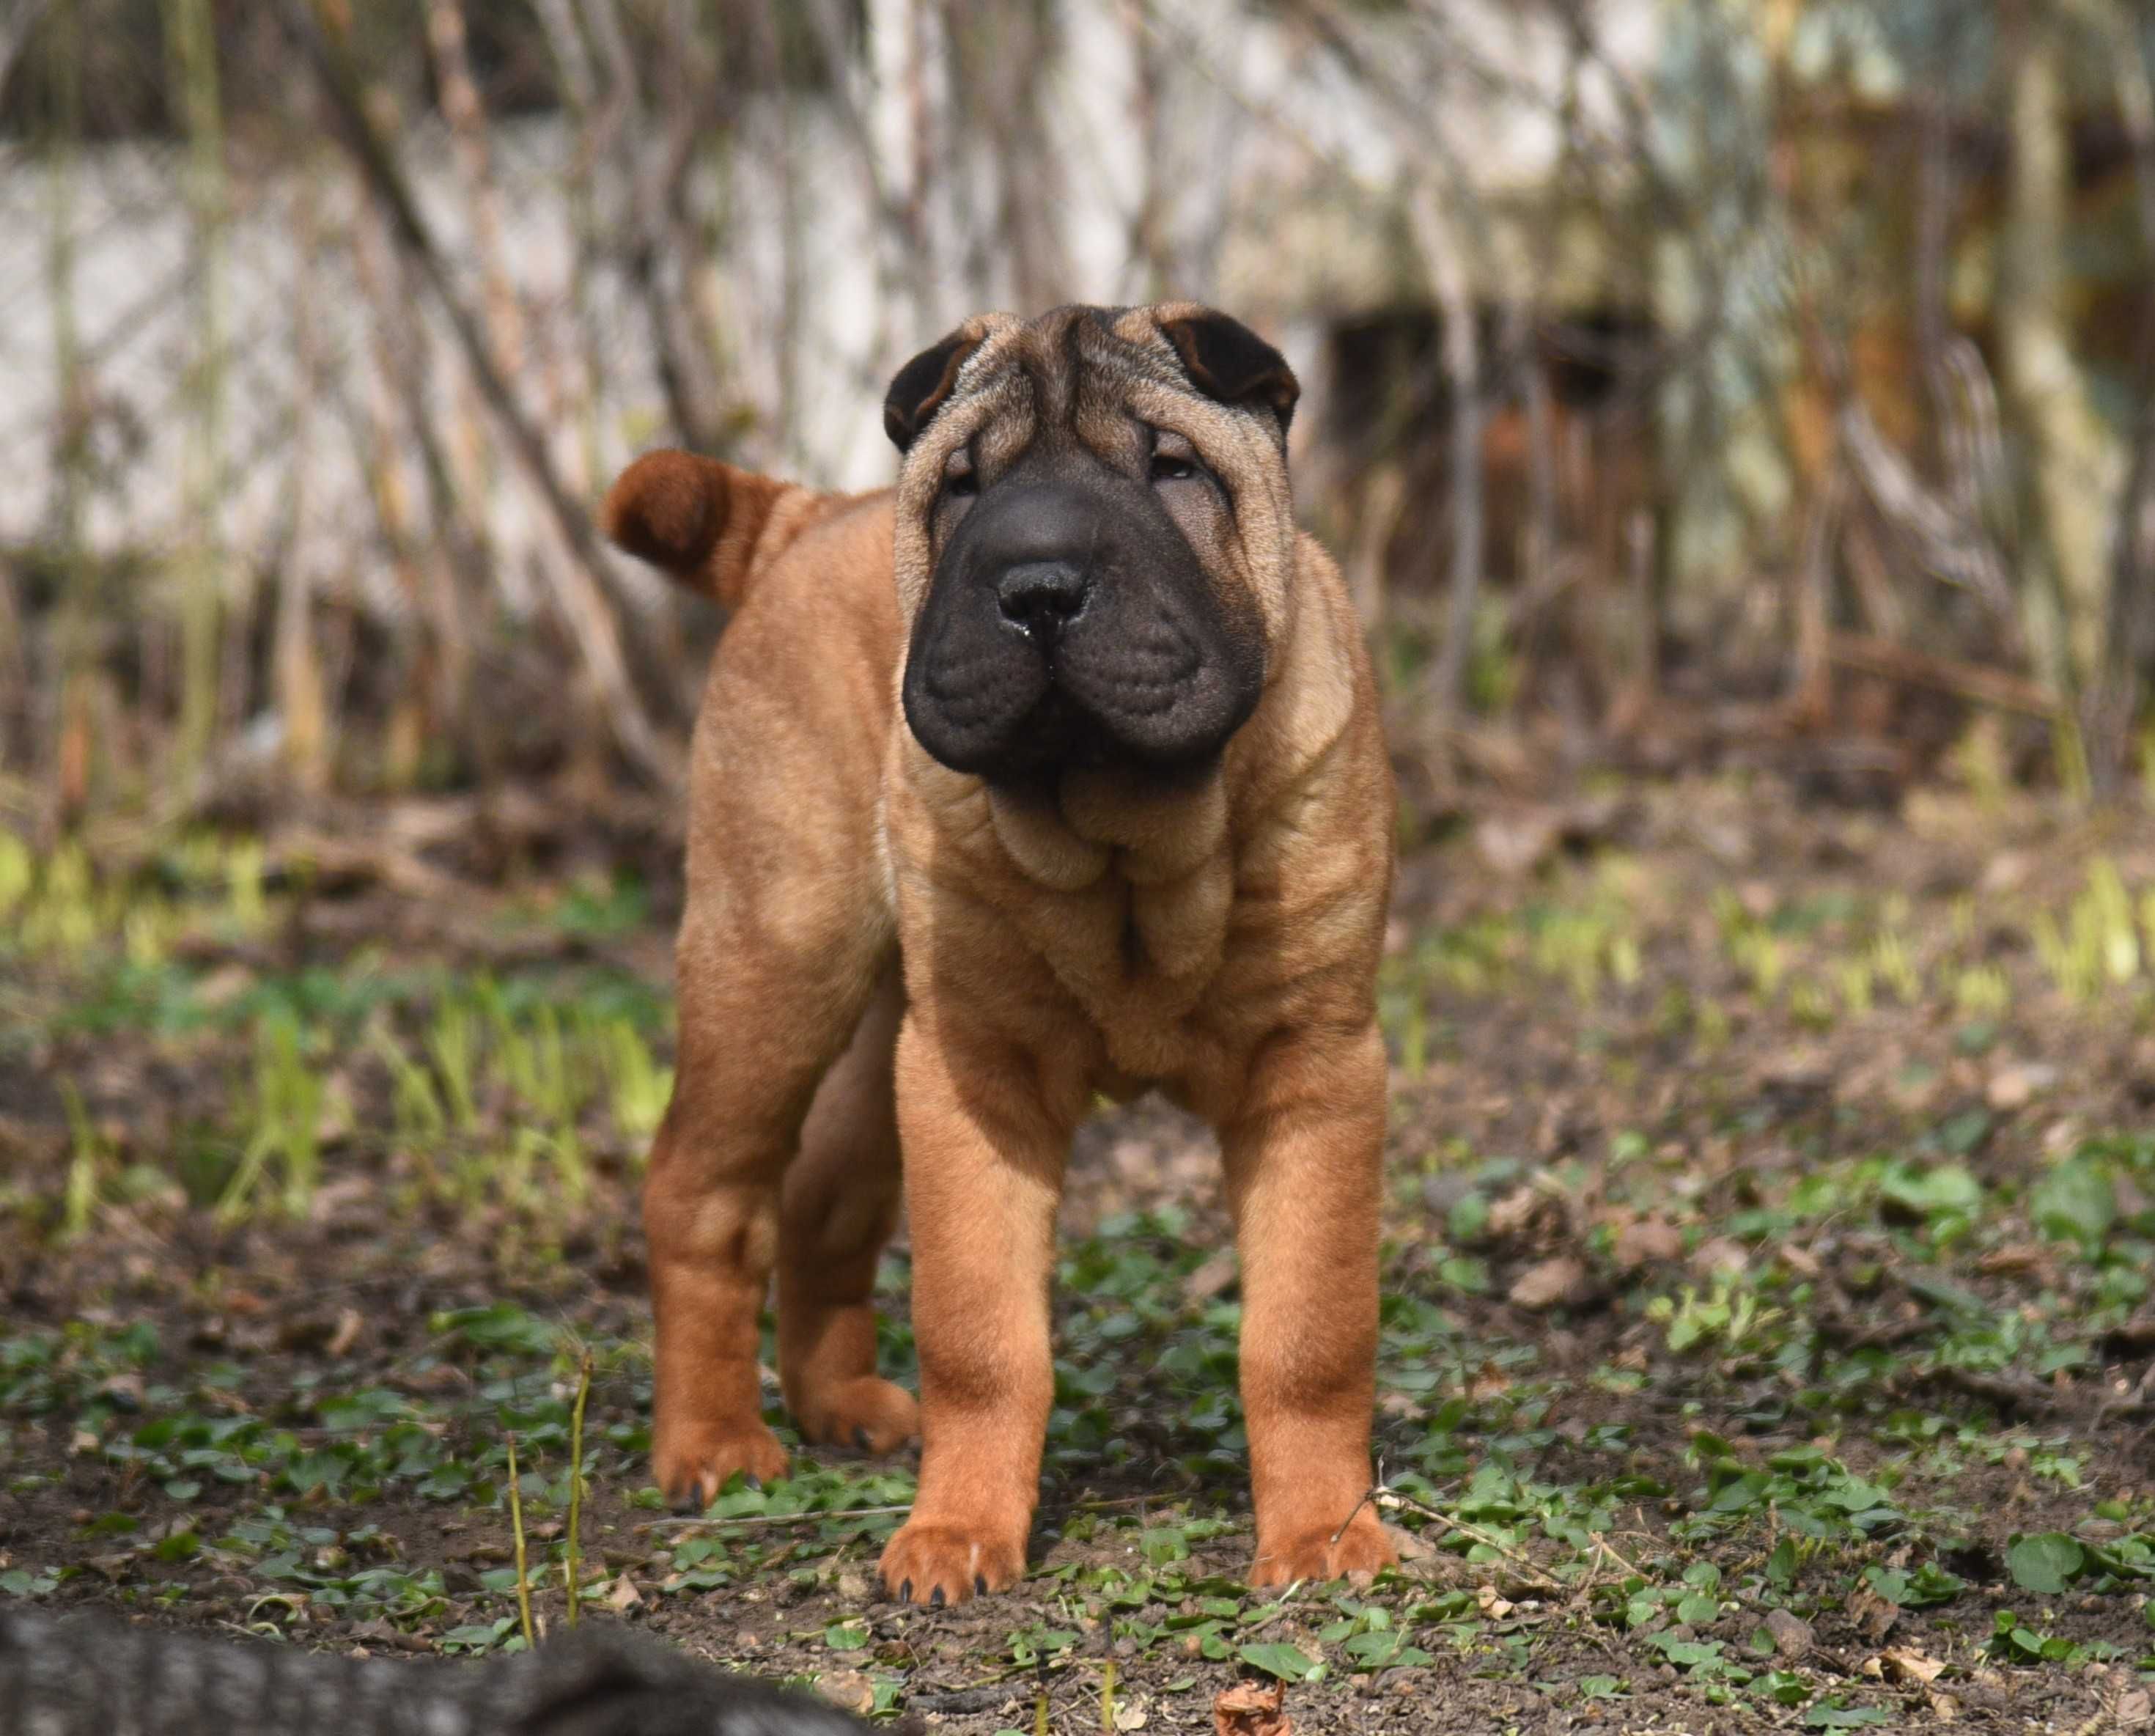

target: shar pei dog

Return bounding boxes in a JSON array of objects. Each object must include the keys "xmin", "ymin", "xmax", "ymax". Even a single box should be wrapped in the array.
[{"xmin": 601, "ymin": 303, "xmax": 1396, "ymax": 1605}]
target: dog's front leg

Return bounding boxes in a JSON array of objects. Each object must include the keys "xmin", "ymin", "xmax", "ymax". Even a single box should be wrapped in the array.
[
  {"xmin": 878, "ymin": 1012, "xmax": 1072, "ymax": 1606},
  {"xmin": 1221, "ymin": 1020, "xmax": 1398, "ymax": 1586}
]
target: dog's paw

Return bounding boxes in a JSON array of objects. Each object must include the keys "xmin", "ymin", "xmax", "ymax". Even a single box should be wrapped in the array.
[
  {"xmin": 793, "ymin": 1377, "xmax": 920, "ymax": 1456},
  {"xmin": 652, "ymin": 1419, "xmax": 791, "ymax": 1510},
  {"xmin": 1248, "ymin": 1508, "xmax": 1399, "ymax": 1588},
  {"xmin": 878, "ymin": 1520, "xmax": 1025, "ymax": 1607}
]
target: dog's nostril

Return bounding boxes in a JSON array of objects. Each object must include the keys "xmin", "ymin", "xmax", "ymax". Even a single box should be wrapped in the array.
[{"xmin": 995, "ymin": 561, "xmax": 1091, "ymax": 636}]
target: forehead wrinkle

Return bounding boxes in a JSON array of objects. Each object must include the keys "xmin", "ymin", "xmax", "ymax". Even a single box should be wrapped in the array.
[
  {"xmin": 935, "ymin": 356, "xmax": 1032, "ymax": 457},
  {"xmin": 1065, "ymin": 321, "xmax": 1178, "ymax": 467},
  {"xmin": 1060, "ymin": 306, "xmax": 1088, "ymax": 398},
  {"xmin": 940, "ymin": 317, "xmax": 1026, "ymax": 418},
  {"xmin": 1110, "ymin": 306, "xmax": 1161, "ymax": 347},
  {"xmin": 976, "ymin": 390, "xmax": 1035, "ymax": 472},
  {"xmin": 1082, "ymin": 311, "xmax": 1183, "ymax": 384},
  {"xmin": 1013, "ymin": 316, "xmax": 1079, "ymax": 433}
]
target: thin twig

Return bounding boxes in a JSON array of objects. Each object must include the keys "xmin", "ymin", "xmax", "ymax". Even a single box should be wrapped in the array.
[
  {"xmin": 564, "ymin": 1351, "xmax": 592, "ymax": 1626},
  {"xmin": 639, "ymin": 1502, "xmax": 916, "ymax": 1536},
  {"xmin": 1329, "ymin": 1487, "xmax": 1378, "ymax": 1547},
  {"xmin": 506, "ymin": 1432, "xmax": 536, "ymax": 1649},
  {"xmin": 1592, "ymin": 1533, "xmax": 1650, "ymax": 1584},
  {"xmin": 1826, "ymin": 632, "xmax": 2056, "ymax": 720},
  {"xmin": 1370, "ymin": 1482, "xmax": 1565, "ymax": 1592}
]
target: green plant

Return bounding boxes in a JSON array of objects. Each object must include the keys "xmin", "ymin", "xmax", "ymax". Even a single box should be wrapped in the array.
[
  {"xmin": 216, "ymin": 1014, "xmax": 326, "ymax": 1222},
  {"xmin": 57, "ymin": 1080, "xmax": 106, "ymax": 1240},
  {"xmin": 592, "ymin": 1014, "xmax": 671, "ymax": 1145},
  {"xmin": 2034, "ymin": 858, "xmax": 2142, "ymax": 1001},
  {"xmin": 1645, "ymin": 1277, "xmax": 1783, "ymax": 1356}
]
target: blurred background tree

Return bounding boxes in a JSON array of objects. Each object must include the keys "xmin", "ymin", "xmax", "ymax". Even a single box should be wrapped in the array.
[{"xmin": 1, "ymin": 0, "xmax": 2151, "ymax": 838}]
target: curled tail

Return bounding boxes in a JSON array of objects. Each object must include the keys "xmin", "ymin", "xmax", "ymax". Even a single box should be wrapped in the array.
[{"xmin": 600, "ymin": 449, "xmax": 820, "ymax": 608}]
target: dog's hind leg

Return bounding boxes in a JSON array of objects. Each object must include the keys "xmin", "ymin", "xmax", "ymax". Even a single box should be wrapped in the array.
[
  {"xmin": 776, "ymin": 966, "xmax": 918, "ymax": 1454},
  {"xmin": 645, "ymin": 790, "xmax": 894, "ymax": 1509}
]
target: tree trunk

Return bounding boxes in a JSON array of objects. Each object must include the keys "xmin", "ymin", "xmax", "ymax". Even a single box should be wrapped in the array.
[
  {"xmin": 581, "ymin": 0, "xmax": 731, "ymax": 455},
  {"xmin": 288, "ymin": 0, "xmax": 678, "ymax": 790},
  {"xmin": 45, "ymin": 0, "xmax": 92, "ymax": 821},
  {"xmin": 1410, "ymin": 180, "xmax": 1485, "ymax": 724},
  {"xmin": 161, "ymin": 0, "xmax": 229, "ymax": 782},
  {"xmin": 2088, "ymin": 3, "xmax": 2155, "ymax": 795},
  {"xmin": 277, "ymin": 143, "xmax": 332, "ymax": 794},
  {"xmin": 1997, "ymin": 0, "xmax": 2121, "ymax": 727}
]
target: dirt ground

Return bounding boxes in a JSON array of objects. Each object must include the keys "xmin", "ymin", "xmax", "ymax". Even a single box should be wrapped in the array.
[{"xmin": 4, "ymin": 772, "xmax": 2155, "ymax": 1733}]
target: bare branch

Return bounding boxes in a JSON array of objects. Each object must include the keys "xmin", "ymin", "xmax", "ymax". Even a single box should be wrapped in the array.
[{"xmin": 279, "ymin": 0, "xmax": 678, "ymax": 789}]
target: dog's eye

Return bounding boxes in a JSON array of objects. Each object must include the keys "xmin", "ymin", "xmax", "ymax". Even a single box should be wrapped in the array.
[
  {"xmin": 944, "ymin": 471, "xmax": 979, "ymax": 498},
  {"xmin": 1149, "ymin": 452, "xmax": 1196, "ymax": 484}
]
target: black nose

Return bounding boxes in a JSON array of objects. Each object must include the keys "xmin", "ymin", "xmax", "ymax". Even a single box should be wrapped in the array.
[{"xmin": 995, "ymin": 561, "xmax": 1091, "ymax": 639}]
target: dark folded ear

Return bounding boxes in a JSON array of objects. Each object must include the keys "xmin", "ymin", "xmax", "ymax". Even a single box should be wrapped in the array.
[
  {"xmin": 1159, "ymin": 310, "xmax": 1300, "ymax": 435},
  {"xmin": 885, "ymin": 329, "xmax": 982, "ymax": 452}
]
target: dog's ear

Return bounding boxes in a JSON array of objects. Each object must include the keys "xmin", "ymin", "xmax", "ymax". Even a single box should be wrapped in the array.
[
  {"xmin": 885, "ymin": 329, "xmax": 982, "ymax": 453},
  {"xmin": 1159, "ymin": 309, "xmax": 1300, "ymax": 436}
]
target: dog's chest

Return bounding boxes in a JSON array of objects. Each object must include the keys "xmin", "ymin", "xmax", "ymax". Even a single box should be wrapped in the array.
[
  {"xmin": 1016, "ymin": 853, "xmax": 1237, "ymax": 1078},
  {"xmin": 896, "ymin": 759, "xmax": 1302, "ymax": 1083}
]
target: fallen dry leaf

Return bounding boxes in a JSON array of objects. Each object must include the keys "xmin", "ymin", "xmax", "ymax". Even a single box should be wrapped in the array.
[
  {"xmin": 1846, "ymin": 1581, "xmax": 1900, "ymax": 1641},
  {"xmin": 1183, "ymin": 1250, "xmax": 1239, "ymax": 1305},
  {"xmin": 325, "ymin": 1307, "xmax": 364, "ymax": 1359},
  {"xmin": 814, "ymin": 1669, "xmax": 876, "ymax": 1716},
  {"xmin": 1214, "ymin": 1679, "xmax": 1289, "ymax": 1736},
  {"xmin": 1878, "ymin": 1647, "xmax": 1945, "ymax": 1685},
  {"xmin": 1613, "ymin": 1217, "xmax": 1683, "ymax": 1270},
  {"xmin": 1474, "ymin": 806, "xmax": 1564, "ymax": 877},
  {"xmin": 1466, "ymin": 1364, "xmax": 1516, "ymax": 1401},
  {"xmin": 1980, "ymin": 850, "xmax": 2031, "ymax": 893},
  {"xmin": 2116, "ymin": 1688, "xmax": 2152, "ymax": 1726},
  {"xmin": 1508, "ymin": 1254, "xmax": 1590, "ymax": 1311},
  {"xmin": 605, "ymin": 1573, "xmax": 643, "ymax": 1612},
  {"xmin": 1985, "ymin": 1062, "xmax": 2056, "ymax": 1111},
  {"xmin": 1487, "ymin": 1185, "xmax": 1551, "ymax": 1241},
  {"xmin": 1976, "ymin": 1243, "xmax": 2055, "ymax": 1279}
]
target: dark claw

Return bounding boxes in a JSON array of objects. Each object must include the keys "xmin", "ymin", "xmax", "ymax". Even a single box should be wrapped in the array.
[
  {"xmin": 668, "ymin": 1485, "xmax": 704, "ymax": 1515},
  {"xmin": 855, "ymin": 1427, "xmax": 872, "ymax": 1451},
  {"xmin": 899, "ymin": 1579, "xmax": 913, "ymax": 1603},
  {"xmin": 742, "ymin": 1474, "xmax": 762, "ymax": 1493},
  {"xmin": 929, "ymin": 1586, "xmax": 946, "ymax": 1608},
  {"xmin": 974, "ymin": 1573, "xmax": 988, "ymax": 1596}
]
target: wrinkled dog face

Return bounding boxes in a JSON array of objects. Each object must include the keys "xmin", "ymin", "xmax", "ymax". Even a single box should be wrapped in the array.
[{"xmin": 886, "ymin": 304, "xmax": 1302, "ymax": 786}]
